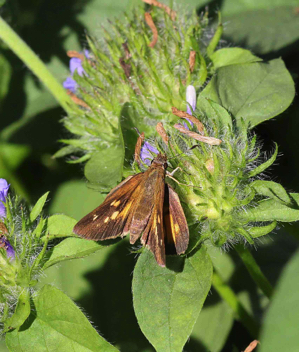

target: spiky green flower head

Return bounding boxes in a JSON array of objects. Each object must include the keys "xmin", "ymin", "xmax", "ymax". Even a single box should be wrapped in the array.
[
  {"xmin": 0, "ymin": 191, "xmax": 51, "ymax": 334},
  {"xmin": 138, "ymin": 101, "xmax": 284, "ymax": 251},
  {"xmin": 0, "ymin": 189, "xmax": 79, "ymax": 334},
  {"xmin": 57, "ymin": 1, "xmax": 222, "ymax": 164}
]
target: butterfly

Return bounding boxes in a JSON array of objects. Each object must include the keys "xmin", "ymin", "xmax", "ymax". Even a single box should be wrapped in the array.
[{"xmin": 73, "ymin": 152, "xmax": 189, "ymax": 267}]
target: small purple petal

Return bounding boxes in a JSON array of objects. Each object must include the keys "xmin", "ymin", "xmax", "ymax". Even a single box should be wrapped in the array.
[
  {"xmin": 69, "ymin": 57, "xmax": 86, "ymax": 77},
  {"xmin": 0, "ymin": 237, "xmax": 15, "ymax": 260},
  {"xmin": 0, "ymin": 179, "xmax": 9, "ymax": 219},
  {"xmin": 183, "ymin": 121, "xmax": 190, "ymax": 129},
  {"xmin": 186, "ymin": 85, "xmax": 196, "ymax": 115},
  {"xmin": 140, "ymin": 141, "xmax": 159, "ymax": 165},
  {"xmin": 0, "ymin": 179, "xmax": 9, "ymax": 201},
  {"xmin": 63, "ymin": 77, "xmax": 78, "ymax": 93},
  {"xmin": 64, "ymin": 50, "xmax": 90, "ymax": 92},
  {"xmin": 84, "ymin": 49, "xmax": 90, "ymax": 58},
  {"xmin": 5, "ymin": 241, "xmax": 15, "ymax": 260}
]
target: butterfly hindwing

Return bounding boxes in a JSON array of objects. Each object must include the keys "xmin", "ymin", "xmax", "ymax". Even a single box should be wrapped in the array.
[{"xmin": 165, "ymin": 184, "xmax": 189, "ymax": 255}]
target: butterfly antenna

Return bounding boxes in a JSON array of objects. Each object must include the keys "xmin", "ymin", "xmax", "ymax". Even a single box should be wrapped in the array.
[{"xmin": 168, "ymin": 145, "xmax": 198, "ymax": 161}]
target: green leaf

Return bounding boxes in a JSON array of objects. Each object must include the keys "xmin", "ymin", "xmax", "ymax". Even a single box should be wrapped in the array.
[
  {"xmin": 222, "ymin": 4, "xmax": 299, "ymax": 55},
  {"xmin": 46, "ymin": 214, "xmax": 77, "ymax": 239},
  {"xmin": 52, "ymin": 145, "xmax": 77, "ymax": 159},
  {"xmin": 259, "ymin": 249, "xmax": 299, "ymax": 352},
  {"xmin": 132, "ymin": 247, "xmax": 213, "ymax": 352},
  {"xmin": 4, "ymin": 289, "xmax": 30, "ymax": 332},
  {"xmin": 0, "ymin": 340, "xmax": 8, "ymax": 352},
  {"xmin": 43, "ymin": 237, "xmax": 108, "ymax": 269},
  {"xmin": 84, "ymin": 144, "xmax": 124, "ymax": 191},
  {"xmin": 5, "ymin": 285, "xmax": 118, "ymax": 352},
  {"xmin": 201, "ymin": 59, "xmax": 295, "ymax": 128},
  {"xmin": 49, "ymin": 180, "xmax": 106, "ymax": 220},
  {"xmin": 248, "ymin": 221, "xmax": 277, "ymax": 238},
  {"xmin": 248, "ymin": 143, "xmax": 278, "ymax": 177},
  {"xmin": 242, "ymin": 193, "xmax": 299, "ymax": 222},
  {"xmin": 188, "ymin": 294, "xmax": 234, "ymax": 352},
  {"xmin": 211, "ymin": 48, "xmax": 262, "ymax": 69},
  {"xmin": 30, "ymin": 192, "xmax": 49, "ymax": 222},
  {"xmin": 251, "ymin": 180, "xmax": 291, "ymax": 204},
  {"xmin": 196, "ymin": 95, "xmax": 232, "ymax": 130}
]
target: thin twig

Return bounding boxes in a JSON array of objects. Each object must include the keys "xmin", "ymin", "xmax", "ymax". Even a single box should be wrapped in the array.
[
  {"xmin": 66, "ymin": 90, "xmax": 90, "ymax": 109},
  {"xmin": 67, "ymin": 50, "xmax": 85, "ymax": 61},
  {"xmin": 244, "ymin": 340, "xmax": 259, "ymax": 352},
  {"xmin": 174, "ymin": 124, "xmax": 222, "ymax": 146},
  {"xmin": 172, "ymin": 107, "xmax": 204, "ymax": 134},
  {"xmin": 189, "ymin": 51, "xmax": 196, "ymax": 73},
  {"xmin": 156, "ymin": 122, "xmax": 169, "ymax": 145},
  {"xmin": 134, "ymin": 132, "xmax": 145, "ymax": 166},
  {"xmin": 122, "ymin": 42, "xmax": 131, "ymax": 60},
  {"xmin": 119, "ymin": 57, "xmax": 131, "ymax": 79},
  {"xmin": 144, "ymin": 12, "xmax": 158, "ymax": 48},
  {"xmin": 142, "ymin": 0, "xmax": 176, "ymax": 20}
]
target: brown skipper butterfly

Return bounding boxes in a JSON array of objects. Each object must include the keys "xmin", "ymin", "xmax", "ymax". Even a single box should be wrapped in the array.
[{"xmin": 73, "ymin": 145, "xmax": 189, "ymax": 266}]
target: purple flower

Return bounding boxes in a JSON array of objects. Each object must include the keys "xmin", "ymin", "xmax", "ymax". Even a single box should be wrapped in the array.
[
  {"xmin": 1, "ymin": 238, "xmax": 15, "ymax": 260},
  {"xmin": 63, "ymin": 77, "xmax": 78, "ymax": 93},
  {"xmin": 140, "ymin": 141, "xmax": 159, "ymax": 165},
  {"xmin": 0, "ymin": 179, "xmax": 9, "ymax": 219},
  {"xmin": 63, "ymin": 50, "xmax": 89, "ymax": 93},
  {"xmin": 69, "ymin": 57, "xmax": 86, "ymax": 76},
  {"xmin": 0, "ymin": 222, "xmax": 15, "ymax": 260},
  {"xmin": 184, "ymin": 85, "xmax": 197, "ymax": 129}
]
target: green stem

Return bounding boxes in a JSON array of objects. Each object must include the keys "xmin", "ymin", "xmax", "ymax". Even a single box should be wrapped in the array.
[
  {"xmin": 212, "ymin": 270, "xmax": 260, "ymax": 338},
  {"xmin": 0, "ymin": 17, "xmax": 73, "ymax": 115},
  {"xmin": 235, "ymin": 244, "xmax": 273, "ymax": 299}
]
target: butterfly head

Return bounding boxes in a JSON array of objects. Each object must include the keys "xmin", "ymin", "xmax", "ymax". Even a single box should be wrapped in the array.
[{"xmin": 151, "ymin": 153, "xmax": 168, "ymax": 169}]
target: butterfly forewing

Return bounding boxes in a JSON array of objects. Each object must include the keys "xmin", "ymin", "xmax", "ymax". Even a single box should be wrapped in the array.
[{"xmin": 73, "ymin": 173, "xmax": 143, "ymax": 240}]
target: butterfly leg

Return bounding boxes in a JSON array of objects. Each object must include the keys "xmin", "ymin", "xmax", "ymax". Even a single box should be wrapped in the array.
[
  {"xmin": 168, "ymin": 166, "xmax": 182, "ymax": 177},
  {"xmin": 166, "ymin": 169, "xmax": 202, "ymax": 189},
  {"xmin": 166, "ymin": 171, "xmax": 190, "ymax": 187}
]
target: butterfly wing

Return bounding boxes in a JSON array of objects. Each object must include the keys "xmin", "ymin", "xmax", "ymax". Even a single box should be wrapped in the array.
[
  {"xmin": 164, "ymin": 184, "xmax": 189, "ymax": 255},
  {"xmin": 73, "ymin": 173, "xmax": 144, "ymax": 240},
  {"xmin": 138, "ymin": 168, "xmax": 166, "ymax": 266}
]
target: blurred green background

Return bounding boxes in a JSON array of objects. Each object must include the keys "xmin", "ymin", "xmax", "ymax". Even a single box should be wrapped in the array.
[{"xmin": 1, "ymin": 0, "xmax": 299, "ymax": 351}]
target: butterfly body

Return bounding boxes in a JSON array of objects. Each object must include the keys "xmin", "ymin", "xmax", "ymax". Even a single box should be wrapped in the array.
[{"xmin": 73, "ymin": 153, "xmax": 189, "ymax": 266}]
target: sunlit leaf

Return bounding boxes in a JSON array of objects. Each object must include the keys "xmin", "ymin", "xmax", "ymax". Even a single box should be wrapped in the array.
[
  {"xmin": 5, "ymin": 285, "xmax": 118, "ymax": 352},
  {"xmin": 133, "ymin": 247, "xmax": 213, "ymax": 352}
]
